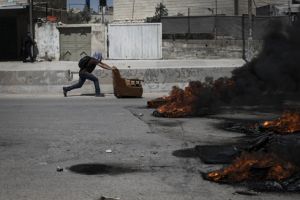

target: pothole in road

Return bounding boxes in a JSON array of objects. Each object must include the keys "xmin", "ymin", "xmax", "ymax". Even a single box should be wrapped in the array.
[
  {"xmin": 68, "ymin": 163, "xmax": 139, "ymax": 175},
  {"xmin": 172, "ymin": 148, "xmax": 199, "ymax": 158},
  {"xmin": 0, "ymin": 139, "xmax": 22, "ymax": 147},
  {"xmin": 148, "ymin": 119, "xmax": 184, "ymax": 127}
]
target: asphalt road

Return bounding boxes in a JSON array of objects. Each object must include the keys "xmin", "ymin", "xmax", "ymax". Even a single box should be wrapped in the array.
[{"xmin": 0, "ymin": 95, "xmax": 299, "ymax": 200}]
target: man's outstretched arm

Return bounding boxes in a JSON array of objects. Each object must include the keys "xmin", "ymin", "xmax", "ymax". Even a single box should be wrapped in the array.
[{"xmin": 98, "ymin": 61, "xmax": 113, "ymax": 70}]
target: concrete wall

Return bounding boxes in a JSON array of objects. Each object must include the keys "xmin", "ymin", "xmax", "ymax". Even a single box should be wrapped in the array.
[
  {"xmin": 0, "ymin": 60, "xmax": 243, "ymax": 94},
  {"xmin": 0, "ymin": 67, "xmax": 235, "ymax": 94},
  {"xmin": 34, "ymin": 23, "xmax": 106, "ymax": 61},
  {"xmin": 162, "ymin": 15, "xmax": 289, "ymax": 39},
  {"xmin": 35, "ymin": 22, "xmax": 60, "ymax": 61},
  {"xmin": 162, "ymin": 39, "xmax": 262, "ymax": 59},
  {"xmin": 34, "ymin": 21, "xmax": 264, "ymax": 61}
]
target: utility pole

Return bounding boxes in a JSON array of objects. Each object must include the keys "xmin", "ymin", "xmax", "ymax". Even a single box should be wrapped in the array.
[
  {"xmin": 102, "ymin": 7, "xmax": 104, "ymax": 23},
  {"xmin": 188, "ymin": 8, "xmax": 190, "ymax": 35},
  {"xmin": 86, "ymin": 0, "xmax": 90, "ymax": 11},
  {"xmin": 248, "ymin": 0, "xmax": 252, "ymax": 40},
  {"xmin": 28, "ymin": 0, "xmax": 34, "ymax": 59},
  {"xmin": 214, "ymin": 0, "xmax": 218, "ymax": 39},
  {"xmin": 246, "ymin": 0, "xmax": 253, "ymax": 62},
  {"xmin": 234, "ymin": 0, "xmax": 239, "ymax": 15},
  {"xmin": 100, "ymin": 0, "xmax": 107, "ymax": 24},
  {"xmin": 29, "ymin": 0, "xmax": 33, "ymax": 35},
  {"xmin": 288, "ymin": 0, "xmax": 292, "ymax": 24},
  {"xmin": 132, "ymin": 0, "xmax": 136, "ymax": 21},
  {"xmin": 215, "ymin": 0, "xmax": 218, "ymax": 16}
]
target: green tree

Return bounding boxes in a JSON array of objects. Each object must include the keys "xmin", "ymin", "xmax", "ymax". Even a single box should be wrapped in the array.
[
  {"xmin": 67, "ymin": 9, "xmax": 82, "ymax": 23},
  {"xmin": 81, "ymin": 5, "xmax": 91, "ymax": 23},
  {"xmin": 148, "ymin": 3, "xmax": 168, "ymax": 22},
  {"xmin": 155, "ymin": 3, "xmax": 168, "ymax": 19}
]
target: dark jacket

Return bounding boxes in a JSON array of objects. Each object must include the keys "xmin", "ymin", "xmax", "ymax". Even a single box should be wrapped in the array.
[
  {"xmin": 23, "ymin": 35, "xmax": 34, "ymax": 49},
  {"xmin": 80, "ymin": 57, "xmax": 101, "ymax": 73}
]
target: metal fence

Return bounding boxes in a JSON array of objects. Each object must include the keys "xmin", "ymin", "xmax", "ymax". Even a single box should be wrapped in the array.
[
  {"xmin": 33, "ymin": 6, "xmax": 69, "ymax": 23},
  {"xmin": 108, "ymin": 23, "xmax": 162, "ymax": 59},
  {"xmin": 161, "ymin": 15, "xmax": 290, "ymax": 40}
]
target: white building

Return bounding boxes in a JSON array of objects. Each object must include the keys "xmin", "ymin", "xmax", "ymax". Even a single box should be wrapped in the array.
[
  {"xmin": 113, "ymin": 0, "xmax": 295, "ymax": 21},
  {"xmin": 0, "ymin": 0, "xmax": 27, "ymax": 7}
]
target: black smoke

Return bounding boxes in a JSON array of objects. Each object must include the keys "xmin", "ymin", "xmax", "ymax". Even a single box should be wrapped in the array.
[
  {"xmin": 231, "ymin": 20, "xmax": 300, "ymax": 101},
  {"xmin": 150, "ymin": 20, "xmax": 300, "ymax": 117}
]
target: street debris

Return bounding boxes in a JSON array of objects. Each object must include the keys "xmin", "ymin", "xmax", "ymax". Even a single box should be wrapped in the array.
[
  {"xmin": 233, "ymin": 190, "xmax": 259, "ymax": 196},
  {"xmin": 99, "ymin": 196, "xmax": 120, "ymax": 200},
  {"xmin": 56, "ymin": 166, "xmax": 63, "ymax": 172},
  {"xmin": 105, "ymin": 149, "xmax": 112, "ymax": 153}
]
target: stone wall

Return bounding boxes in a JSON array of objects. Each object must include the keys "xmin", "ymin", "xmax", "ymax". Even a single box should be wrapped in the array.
[{"xmin": 162, "ymin": 39, "xmax": 263, "ymax": 59}]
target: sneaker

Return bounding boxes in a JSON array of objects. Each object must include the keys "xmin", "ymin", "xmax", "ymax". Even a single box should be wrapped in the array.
[
  {"xmin": 63, "ymin": 87, "xmax": 68, "ymax": 97},
  {"xmin": 95, "ymin": 93, "xmax": 105, "ymax": 97}
]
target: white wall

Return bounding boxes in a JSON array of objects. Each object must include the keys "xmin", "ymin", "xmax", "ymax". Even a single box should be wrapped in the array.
[
  {"xmin": 35, "ymin": 23, "xmax": 107, "ymax": 61},
  {"xmin": 113, "ymin": 0, "xmax": 238, "ymax": 20},
  {"xmin": 114, "ymin": 0, "xmax": 214, "ymax": 20},
  {"xmin": 113, "ymin": 0, "xmax": 294, "ymax": 20},
  {"xmin": 91, "ymin": 24, "xmax": 107, "ymax": 59},
  {"xmin": 35, "ymin": 22, "xmax": 60, "ymax": 61},
  {"xmin": 0, "ymin": 0, "xmax": 27, "ymax": 6}
]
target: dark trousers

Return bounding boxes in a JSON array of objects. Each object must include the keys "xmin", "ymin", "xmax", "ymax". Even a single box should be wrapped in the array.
[
  {"xmin": 23, "ymin": 46, "xmax": 34, "ymax": 62},
  {"xmin": 65, "ymin": 72, "xmax": 100, "ymax": 94}
]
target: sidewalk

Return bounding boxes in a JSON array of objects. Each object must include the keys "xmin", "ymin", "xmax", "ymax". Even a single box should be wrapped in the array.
[
  {"xmin": 0, "ymin": 59, "xmax": 244, "ymax": 71},
  {"xmin": 0, "ymin": 59, "xmax": 245, "ymax": 95}
]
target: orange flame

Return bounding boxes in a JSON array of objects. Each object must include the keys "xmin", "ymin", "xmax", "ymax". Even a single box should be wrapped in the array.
[
  {"xmin": 262, "ymin": 112, "xmax": 300, "ymax": 134},
  {"xmin": 156, "ymin": 84, "xmax": 198, "ymax": 118},
  {"xmin": 148, "ymin": 79, "xmax": 235, "ymax": 118},
  {"xmin": 207, "ymin": 152, "xmax": 296, "ymax": 183}
]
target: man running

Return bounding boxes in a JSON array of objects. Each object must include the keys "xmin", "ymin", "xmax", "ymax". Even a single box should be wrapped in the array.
[{"xmin": 63, "ymin": 52, "xmax": 112, "ymax": 97}]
